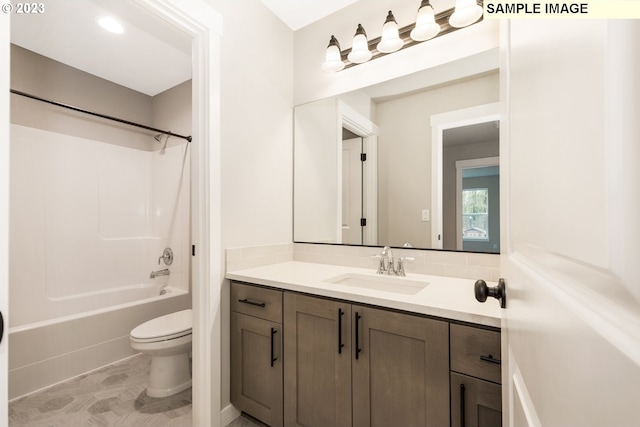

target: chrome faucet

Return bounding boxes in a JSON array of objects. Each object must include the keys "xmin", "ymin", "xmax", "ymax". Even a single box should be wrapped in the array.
[
  {"xmin": 150, "ymin": 268, "xmax": 170, "ymax": 278},
  {"xmin": 396, "ymin": 257, "xmax": 414, "ymax": 276},
  {"xmin": 372, "ymin": 246, "xmax": 414, "ymax": 276},
  {"xmin": 381, "ymin": 246, "xmax": 396, "ymax": 275}
]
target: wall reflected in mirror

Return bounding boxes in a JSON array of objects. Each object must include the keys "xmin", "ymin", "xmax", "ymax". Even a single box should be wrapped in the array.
[{"xmin": 294, "ymin": 51, "xmax": 500, "ymax": 253}]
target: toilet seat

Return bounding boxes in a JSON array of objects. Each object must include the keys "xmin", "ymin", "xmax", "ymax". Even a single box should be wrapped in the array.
[{"xmin": 131, "ymin": 308, "xmax": 192, "ymax": 343}]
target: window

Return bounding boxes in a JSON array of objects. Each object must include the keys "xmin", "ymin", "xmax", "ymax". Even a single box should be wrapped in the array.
[{"xmin": 462, "ymin": 188, "xmax": 489, "ymax": 241}]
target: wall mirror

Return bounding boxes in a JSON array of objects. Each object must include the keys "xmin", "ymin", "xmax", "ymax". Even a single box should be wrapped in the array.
[{"xmin": 294, "ymin": 49, "xmax": 501, "ymax": 253}]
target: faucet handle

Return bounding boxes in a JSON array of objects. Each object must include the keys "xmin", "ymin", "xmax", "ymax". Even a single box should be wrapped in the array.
[
  {"xmin": 158, "ymin": 247, "xmax": 174, "ymax": 266},
  {"xmin": 397, "ymin": 257, "xmax": 415, "ymax": 276},
  {"xmin": 370, "ymin": 255, "xmax": 387, "ymax": 274}
]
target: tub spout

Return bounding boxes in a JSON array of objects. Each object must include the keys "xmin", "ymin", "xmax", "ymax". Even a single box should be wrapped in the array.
[{"xmin": 150, "ymin": 268, "xmax": 170, "ymax": 279}]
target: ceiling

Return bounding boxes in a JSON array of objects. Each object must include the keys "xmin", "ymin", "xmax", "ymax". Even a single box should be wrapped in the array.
[
  {"xmin": 258, "ymin": 0, "xmax": 360, "ymax": 31},
  {"xmin": 10, "ymin": 0, "xmax": 357, "ymax": 96},
  {"xmin": 10, "ymin": 0, "xmax": 462, "ymax": 97},
  {"xmin": 11, "ymin": 0, "xmax": 192, "ymax": 96},
  {"xmin": 444, "ymin": 121, "xmax": 500, "ymax": 147}
]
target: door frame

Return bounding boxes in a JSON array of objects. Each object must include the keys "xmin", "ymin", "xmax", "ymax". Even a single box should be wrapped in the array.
[
  {"xmin": 338, "ymin": 101, "xmax": 379, "ymax": 246},
  {"xmin": 430, "ymin": 102, "xmax": 500, "ymax": 249},
  {"xmin": 2, "ymin": 1, "xmax": 222, "ymax": 425},
  {"xmin": 1, "ymin": 8, "xmax": 9, "ymax": 424},
  {"xmin": 131, "ymin": 1, "xmax": 222, "ymax": 425}
]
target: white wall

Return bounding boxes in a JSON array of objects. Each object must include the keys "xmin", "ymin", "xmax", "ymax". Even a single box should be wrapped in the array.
[
  {"xmin": 294, "ymin": 98, "xmax": 340, "ymax": 243},
  {"xmin": 202, "ymin": 0, "xmax": 294, "ymax": 413}
]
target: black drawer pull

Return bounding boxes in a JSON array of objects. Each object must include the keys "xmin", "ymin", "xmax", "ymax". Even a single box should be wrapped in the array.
[
  {"xmin": 238, "ymin": 298, "xmax": 266, "ymax": 308},
  {"xmin": 338, "ymin": 308, "xmax": 345, "ymax": 354},
  {"xmin": 355, "ymin": 312, "xmax": 362, "ymax": 360},
  {"xmin": 270, "ymin": 328, "xmax": 278, "ymax": 367},
  {"xmin": 460, "ymin": 383, "xmax": 466, "ymax": 427},
  {"xmin": 480, "ymin": 354, "xmax": 501, "ymax": 365}
]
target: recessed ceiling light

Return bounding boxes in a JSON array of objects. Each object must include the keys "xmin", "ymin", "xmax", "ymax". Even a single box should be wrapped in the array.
[{"xmin": 97, "ymin": 16, "xmax": 125, "ymax": 34}]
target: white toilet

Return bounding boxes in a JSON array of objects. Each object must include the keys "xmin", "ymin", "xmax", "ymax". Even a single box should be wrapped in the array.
[{"xmin": 130, "ymin": 308, "xmax": 193, "ymax": 398}]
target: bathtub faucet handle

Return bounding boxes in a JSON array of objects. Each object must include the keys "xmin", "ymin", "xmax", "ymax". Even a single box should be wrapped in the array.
[{"xmin": 158, "ymin": 247, "xmax": 174, "ymax": 266}]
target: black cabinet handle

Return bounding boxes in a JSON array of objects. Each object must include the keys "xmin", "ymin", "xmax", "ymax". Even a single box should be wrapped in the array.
[
  {"xmin": 238, "ymin": 298, "xmax": 266, "ymax": 308},
  {"xmin": 474, "ymin": 278, "xmax": 507, "ymax": 309},
  {"xmin": 480, "ymin": 354, "xmax": 502, "ymax": 365},
  {"xmin": 355, "ymin": 312, "xmax": 362, "ymax": 360},
  {"xmin": 460, "ymin": 383, "xmax": 466, "ymax": 427},
  {"xmin": 270, "ymin": 328, "xmax": 277, "ymax": 367},
  {"xmin": 338, "ymin": 308, "xmax": 345, "ymax": 354},
  {"xmin": 0, "ymin": 311, "xmax": 3, "ymax": 344}
]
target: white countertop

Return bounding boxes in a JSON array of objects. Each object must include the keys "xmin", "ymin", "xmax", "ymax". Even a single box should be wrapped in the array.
[{"xmin": 226, "ymin": 261, "xmax": 502, "ymax": 328}]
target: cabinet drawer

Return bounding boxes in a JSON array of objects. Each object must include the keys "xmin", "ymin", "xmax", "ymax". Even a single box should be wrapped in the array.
[
  {"xmin": 450, "ymin": 324, "xmax": 501, "ymax": 384},
  {"xmin": 231, "ymin": 282, "xmax": 282, "ymax": 323}
]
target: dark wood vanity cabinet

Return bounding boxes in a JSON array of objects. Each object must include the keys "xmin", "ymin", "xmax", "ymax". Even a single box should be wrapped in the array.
[
  {"xmin": 231, "ymin": 282, "xmax": 284, "ymax": 427},
  {"xmin": 231, "ymin": 281, "xmax": 502, "ymax": 427},
  {"xmin": 284, "ymin": 292, "xmax": 449, "ymax": 427},
  {"xmin": 283, "ymin": 292, "xmax": 353, "ymax": 427},
  {"xmin": 450, "ymin": 324, "xmax": 503, "ymax": 427}
]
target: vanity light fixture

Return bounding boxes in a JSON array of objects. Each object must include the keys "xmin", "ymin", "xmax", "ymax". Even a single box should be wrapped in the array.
[
  {"xmin": 376, "ymin": 11, "xmax": 403, "ymax": 54},
  {"xmin": 322, "ymin": 0, "xmax": 483, "ymax": 72},
  {"xmin": 347, "ymin": 24, "xmax": 373, "ymax": 64},
  {"xmin": 322, "ymin": 35, "xmax": 346, "ymax": 72},
  {"xmin": 410, "ymin": 0, "xmax": 441, "ymax": 42},
  {"xmin": 449, "ymin": 0, "xmax": 484, "ymax": 28}
]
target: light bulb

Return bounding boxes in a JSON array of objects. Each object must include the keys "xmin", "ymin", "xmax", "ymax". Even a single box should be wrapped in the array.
[
  {"xmin": 376, "ymin": 11, "xmax": 403, "ymax": 54},
  {"xmin": 410, "ymin": 0, "xmax": 440, "ymax": 41},
  {"xmin": 97, "ymin": 16, "xmax": 125, "ymax": 34},
  {"xmin": 322, "ymin": 35, "xmax": 345, "ymax": 72},
  {"xmin": 347, "ymin": 24, "xmax": 372, "ymax": 64},
  {"xmin": 449, "ymin": 0, "xmax": 483, "ymax": 28}
]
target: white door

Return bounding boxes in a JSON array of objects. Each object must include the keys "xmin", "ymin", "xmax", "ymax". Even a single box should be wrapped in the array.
[
  {"xmin": 342, "ymin": 137, "xmax": 363, "ymax": 245},
  {"xmin": 501, "ymin": 20, "xmax": 640, "ymax": 426}
]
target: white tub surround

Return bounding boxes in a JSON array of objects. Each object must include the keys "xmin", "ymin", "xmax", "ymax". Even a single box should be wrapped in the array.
[{"xmin": 226, "ymin": 261, "xmax": 501, "ymax": 328}]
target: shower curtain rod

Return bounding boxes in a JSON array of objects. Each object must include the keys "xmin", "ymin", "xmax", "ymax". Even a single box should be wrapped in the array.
[{"xmin": 10, "ymin": 89, "xmax": 192, "ymax": 142}]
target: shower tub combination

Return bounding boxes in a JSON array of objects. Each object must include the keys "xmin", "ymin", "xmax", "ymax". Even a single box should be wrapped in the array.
[
  {"xmin": 9, "ymin": 124, "xmax": 192, "ymax": 400},
  {"xmin": 8, "ymin": 284, "xmax": 190, "ymax": 400}
]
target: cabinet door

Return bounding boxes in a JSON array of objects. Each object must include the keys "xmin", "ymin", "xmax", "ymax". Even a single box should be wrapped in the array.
[
  {"xmin": 451, "ymin": 372, "xmax": 502, "ymax": 427},
  {"xmin": 283, "ymin": 293, "xmax": 352, "ymax": 427},
  {"xmin": 231, "ymin": 312, "xmax": 283, "ymax": 427},
  {"xmin": 352, "ymin": 306, "xmax": 450, "ymax": 427}
]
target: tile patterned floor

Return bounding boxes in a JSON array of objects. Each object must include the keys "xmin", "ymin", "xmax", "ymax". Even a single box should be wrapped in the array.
[
  {"xmin": 9, "ymin": 354, "xmax": 192, "ymax": 427},
  {"xmin": 225, "ymin": 413, "xmax": 266, "ymax": 427}
]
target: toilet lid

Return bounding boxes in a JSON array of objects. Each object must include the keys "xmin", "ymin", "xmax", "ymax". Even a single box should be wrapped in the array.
[{"xmin": 131, "ymin": 309, "xmax": 192, "ymax": 341}]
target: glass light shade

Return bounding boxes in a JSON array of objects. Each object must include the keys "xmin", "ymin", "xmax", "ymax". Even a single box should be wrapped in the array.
[
  {"xmin": 449, "ymin": 0, "xmax": 483, "ymax": 28},
  {"xmin": 347, "ymin": 25, "xmax": 372, "ymax": 63},
  {"xmin": 322, "ymin": 36, "xmax": 345, "ymax": 72},
  {"xmin": 410, "ymin": 2, "xmax": 440, "ymax": 42},
  {"xmin": 376, "ymin": 11, "xmax": 403, "ymax": 54}
]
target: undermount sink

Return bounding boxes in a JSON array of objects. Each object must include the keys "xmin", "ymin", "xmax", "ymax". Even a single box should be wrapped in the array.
[{"xmin": 323, "ymin": 273, "xmax": 429, "ymax": 295}]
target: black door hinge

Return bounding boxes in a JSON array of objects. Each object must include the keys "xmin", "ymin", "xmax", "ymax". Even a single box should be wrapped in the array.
[
  {"xmin": 360, "ymin": 153, "xmax": 367, "ymax": 162},
  {"xmin": 192, "ymin": 245, "xmax": 196, "ymax": 256},
  {"xmin": 360, "ymin": 218, "xmax": 367, "ymax": 227}
]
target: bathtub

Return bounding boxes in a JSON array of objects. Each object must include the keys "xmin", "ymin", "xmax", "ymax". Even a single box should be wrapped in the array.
[{"xmin": 8, "ymin": 284, "xmax": 190, "ymax": 400}]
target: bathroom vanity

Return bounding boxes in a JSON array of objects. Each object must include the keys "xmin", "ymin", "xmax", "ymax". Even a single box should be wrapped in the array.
[{"xmin": 227, "ymin": 261, "xmax": 502, "ymax": 427}]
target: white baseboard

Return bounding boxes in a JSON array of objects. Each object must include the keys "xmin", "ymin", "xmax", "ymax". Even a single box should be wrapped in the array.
[{"xmin": 221, "ymin": 403, "xmax": 241, "ymax": 426}]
